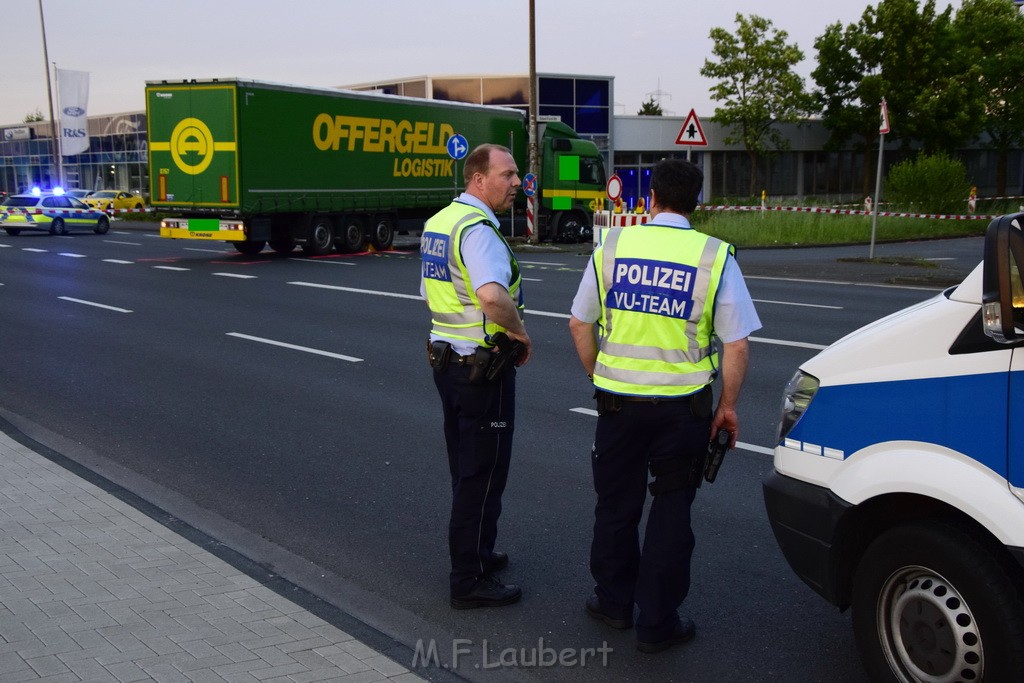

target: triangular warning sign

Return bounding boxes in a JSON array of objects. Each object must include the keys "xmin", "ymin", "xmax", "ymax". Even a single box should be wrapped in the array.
[{"xmin": 675, "ymin": 109, "xmax": 708, "ymax": 146}]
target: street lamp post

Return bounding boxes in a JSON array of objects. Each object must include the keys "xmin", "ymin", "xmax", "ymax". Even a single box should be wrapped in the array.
[
  {"xmin": 527, "ymin": 0, "xmax": 539, "ymax": 244},
  {"xmin": 37, "ymin": 0, "xmax": 62, "ymax": 188}
]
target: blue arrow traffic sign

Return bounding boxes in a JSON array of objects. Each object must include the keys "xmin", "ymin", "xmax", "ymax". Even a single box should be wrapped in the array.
[{"xmin": 447, "ymin": 134, "xmax": 469, "ymax": 160}]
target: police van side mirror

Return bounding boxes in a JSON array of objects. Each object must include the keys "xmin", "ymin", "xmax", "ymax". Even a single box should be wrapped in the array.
[{"xmin": 982, "ymin": 212, "xmax": 1024, "ymax": 343}]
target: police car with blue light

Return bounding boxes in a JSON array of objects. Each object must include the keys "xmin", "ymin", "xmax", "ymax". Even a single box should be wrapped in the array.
[
  {"xmin": 764, "ymin": 213, "xmax": 1024, "ymax": 680},
  {"xmin": 0, "ymin": 187, "xmax": 110, "ymax": 236}
]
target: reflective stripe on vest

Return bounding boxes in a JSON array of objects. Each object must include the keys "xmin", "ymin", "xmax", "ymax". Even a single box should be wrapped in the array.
[
  {"xmin": 421, "ymin": 202, "xmax": 522, "ymax": 346},
  {"xmin": 593, "ymin": 224, "xmax": 732, "ymax": 397}
]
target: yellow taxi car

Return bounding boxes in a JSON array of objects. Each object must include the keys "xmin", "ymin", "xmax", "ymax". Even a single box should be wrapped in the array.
[
  {"xmin": 84, "ymin": 190, "xmax": 145, "ymax": 212},
  {"xmin": 1, "ymin": 190, "xmax": 110, "ymax": 235}
]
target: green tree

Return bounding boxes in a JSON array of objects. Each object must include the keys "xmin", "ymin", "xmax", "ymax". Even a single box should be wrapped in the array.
[
  {"xmin": 812, "ymin": 0, "xmax": 986, "ymax": 194},
  {"xmin": 637, "ymin": 96, "xmax": 664, "ymax": 116},
  {"xmin": 954, "ymin": 0, "xmax": 1024, "ymax": 195},
  {"xmin": 701, "ymin": 13, "xmax": 815, "ymax": 196}
]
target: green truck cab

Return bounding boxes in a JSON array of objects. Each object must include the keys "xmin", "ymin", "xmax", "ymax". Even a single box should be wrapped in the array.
[{"xmin": 146, "ymin": 79, "xmax": 605, "ymax": 254}]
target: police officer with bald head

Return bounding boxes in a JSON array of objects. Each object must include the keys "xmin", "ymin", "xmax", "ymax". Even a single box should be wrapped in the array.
[
  {"xmin": 421, "ymin": 143, "xmax": 532, "ymax": 610},
  {"xmin": 569, "ymin": 158, "xmax": 761, "ymax": 653}
]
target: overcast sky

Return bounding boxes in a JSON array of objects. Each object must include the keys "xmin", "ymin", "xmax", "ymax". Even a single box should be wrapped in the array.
[{"xmin": 2, "ymin": 0, "xmax": 960, "ymax": 126}]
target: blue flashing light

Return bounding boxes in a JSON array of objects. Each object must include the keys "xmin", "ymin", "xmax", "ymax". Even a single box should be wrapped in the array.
[
  {"xmin": 53, "ymin": 186, "xmax": 64, "ymax": 196},
  {"xmin": 31, "ymin": 187, "xmax": 42, "ymax": 196}
]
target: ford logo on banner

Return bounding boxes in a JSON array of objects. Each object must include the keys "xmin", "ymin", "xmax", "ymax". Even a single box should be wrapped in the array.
[{"xmin": 62, "ymin": 106, "xmax": 86, "ymax": 117}]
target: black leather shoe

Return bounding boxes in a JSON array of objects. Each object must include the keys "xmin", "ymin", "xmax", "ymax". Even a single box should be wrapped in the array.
[
  {"xmin": 486, "ymin": 551, "xmax": 509, "ymax": 573},
  {"xmin": 450, "ymin": 576, "xmax": 522, "ymax": 610},
  {"xmin": 637, "ymin": 617, "xmax": 696, "ymax": 653},
  {"xmin": 585, "ymin": 594, "xmax": 633, "ymax": 629}
]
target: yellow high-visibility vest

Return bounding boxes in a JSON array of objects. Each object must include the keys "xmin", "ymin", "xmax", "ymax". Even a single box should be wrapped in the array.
[
  {"xmin": 593, "ymin": 224, "xmax": 732, "ymax": 397},
  {"xmin": 422, "ymin": 202, "xmax": 523, "ymax": 347}
]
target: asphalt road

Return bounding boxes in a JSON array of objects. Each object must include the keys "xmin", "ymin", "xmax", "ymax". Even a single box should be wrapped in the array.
[{"xmin": 0, "ymin": 222, "xmax": 985, "ymax": 682}]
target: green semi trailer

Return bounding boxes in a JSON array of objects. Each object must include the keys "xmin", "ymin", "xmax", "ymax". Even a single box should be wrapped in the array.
[{"xmin": 146, "ymin": 78, "xmax": 606, "ymax": 254}]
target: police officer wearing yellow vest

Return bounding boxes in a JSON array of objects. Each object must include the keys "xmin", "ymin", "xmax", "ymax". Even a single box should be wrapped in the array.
[
  {"xmin": 569, "ymin": 158, "xmax": 761, "ymax": 652},
  {"xmin": 421, "ymin": 143, "xmax": 532, "ymax": 609}
]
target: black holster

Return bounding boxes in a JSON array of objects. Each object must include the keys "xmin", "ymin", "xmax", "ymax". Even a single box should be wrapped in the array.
[
  {"xmin": 467, "ymin": 347, "xmax": 492, "ymax": 384},
  {"xmin": 594, "ymin": 390, "xmax": 622, "ymax": 415}
]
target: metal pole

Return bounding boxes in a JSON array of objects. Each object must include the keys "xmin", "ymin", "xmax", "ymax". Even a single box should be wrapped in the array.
[
  {"xmin": 870, "ymin": 131, "xmax": 885, "ymax": 259},
  {"xmin": 38, "ymin": 0, "xmax": 62, "ymax": 188},
  {"xmin": 527, "ymin": 0, "xmax": 539, "ymax": 244}
]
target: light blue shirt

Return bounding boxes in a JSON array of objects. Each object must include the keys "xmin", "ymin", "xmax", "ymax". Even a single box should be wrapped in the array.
[
  {"xmin": 570, "ymin": 213, "xmax": 761, "ymax": 343},
  {"xmin": 421, "ymin": 193, "xmax": 516, "ymax": 354}
]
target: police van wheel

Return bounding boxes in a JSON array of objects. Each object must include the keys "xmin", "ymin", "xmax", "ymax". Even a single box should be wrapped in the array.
[
  {"xmin": 851, "ymin": 521, "xmax": 1024, "ymax": 682},
  {"xmin": 51, "ymin": 218, "xmax": 67, "ymax": 236},
  {"xmin": 94, "ymin": 216, "xmax": 110, "ymax": 235},
  {"xmin": 4, "ymin": 228, "xmax": 22, "ymax": 236}
]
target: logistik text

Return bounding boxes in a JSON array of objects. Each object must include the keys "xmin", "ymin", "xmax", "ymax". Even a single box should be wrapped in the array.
[{"xmin": 312, "ymin": 113, "xmax": 455, "ymax": 178}]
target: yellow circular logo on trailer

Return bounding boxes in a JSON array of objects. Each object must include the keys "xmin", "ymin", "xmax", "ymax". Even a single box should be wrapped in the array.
[{"xmin": 170, "ymin": 117, "xmax": 215, "ymax": 175}]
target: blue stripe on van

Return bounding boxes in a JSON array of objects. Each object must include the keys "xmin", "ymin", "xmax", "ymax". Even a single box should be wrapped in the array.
[{"xmin": 788, "ymin": 371, "xmax": 1010, "ymax": 480}]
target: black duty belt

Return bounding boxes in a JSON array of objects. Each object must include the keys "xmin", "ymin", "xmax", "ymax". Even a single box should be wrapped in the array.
[{"xmin": 620, "ymin": 395, "xmax": 689, "ymax": 403}]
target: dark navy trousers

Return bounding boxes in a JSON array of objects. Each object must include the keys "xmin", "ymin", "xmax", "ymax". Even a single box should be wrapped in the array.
[
  {"xmin": 432, "ymin": 362, "xmax": 515, "ymax": 596},
  {"xmin": 590, "ymin": 399, "xmax": 709, "ymax": 642}
]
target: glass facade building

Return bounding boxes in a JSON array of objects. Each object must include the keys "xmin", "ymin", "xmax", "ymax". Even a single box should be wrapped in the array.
[{"xmin": 0, "ymin": 112, "xmax": 147, "ymax": 197}]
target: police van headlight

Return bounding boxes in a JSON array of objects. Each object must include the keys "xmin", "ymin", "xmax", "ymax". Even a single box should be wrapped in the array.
[{"xmin": 777, "ymin": 370, "xmax": 819, "ymax": 444}]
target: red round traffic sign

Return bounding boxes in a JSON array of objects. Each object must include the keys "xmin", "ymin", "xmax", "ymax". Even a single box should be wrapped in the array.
[{"xmin": 606, "ymin": 174, "xmax": 622, "ymax": 201}]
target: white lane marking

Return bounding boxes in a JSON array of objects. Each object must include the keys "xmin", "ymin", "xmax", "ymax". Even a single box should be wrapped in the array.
[
  {"xmin": 103, "ymin": 240, "xmax": 142, "ymax": 246},
  {"xmin": 23, "ymin": 248, "xmax": 47, "ymax": 253},
  {"xmin": 746, "ymin": 274, "xmax": 942, "ymax": 292},
  {"xmin": 523, "ymin": 277, "xmax": 543, "ymax": 282},
  {"xmin": 153, "ymin": 266, "xmax": 189, "ymax": 271},
  {"xmin": 185, "ymin": 247, "xmax": 229, "ymax": 253},
  {"xmin": 288, "ymin": 282, "xmax": 421, "ymax": 301},
  {"xmin": 752, "ymin": 298, "xmax": 842, "ymax": 310},
  {"xmin": 226, "ymin": 332, "xmax": 362, "ymax": 362},
  {"xmin": 58, "ymin": 296, "xmax": 132, "ymax": 313},
  {"xmin": 213, "ymin": 272, "xmax": 257, "ymax": 279},
  {"xmin": 290, "ymin": 258, "xmax": 356, "ymax": 266},
  {"xmin": 59, "ymin": 253, "xmax": 87, "ymax": 258},
  {"xmin": 571, "ymin": 407, "xmax": 598, "ymax": 417},
  {"xmin": 103, "ymin": 259, "xmax": 134, "ymax": 264},
  {"xmin": 749, "ymin": 335, "xmax": 827, "ymax": 350},
  {"xmin": 0, "ymin": 244, "xmax": 11, "ymax": 248},
  {"xmin": 519, "ymin": 260, "xmax": 565, "ymax": 266}
]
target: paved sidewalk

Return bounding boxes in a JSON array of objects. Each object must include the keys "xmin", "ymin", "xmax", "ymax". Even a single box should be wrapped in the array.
[{"xmin": 0, "ymin": 427, "xmax": 426, "ymax": 683}]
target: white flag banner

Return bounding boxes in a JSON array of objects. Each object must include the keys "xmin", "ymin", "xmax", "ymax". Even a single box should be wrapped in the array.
[{"xmin": 57, "ymin": 68, "xmax": 90, "ymax": 156}]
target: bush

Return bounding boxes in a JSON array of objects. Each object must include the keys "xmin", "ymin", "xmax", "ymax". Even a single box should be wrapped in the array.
[{"xmin": 884, "ymin": 153, "xmax": 972, "ymax": 215}]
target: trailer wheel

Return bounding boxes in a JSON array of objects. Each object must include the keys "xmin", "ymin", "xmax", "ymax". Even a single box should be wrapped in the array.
[
  {"xmin": 337, "ymin": 217, "xmax": 366, "ymax": 253},
  {"xmin": 232, "ymin": 240, "xmax": 266, "ymax": 254},
  {"xmin": 370, "ymin": 217, "xmax": 394, "ymax": 251},
  {"xmin": 269, "ymin": 236, "xmax": 296, "ymax": 254},
  {"xmin": 851, "ymin": 521, "xmax": 1024, "ymax": 682},
  {"xmin": 303, "ymin": 217, "xmax": 334, "ymax": 255}
]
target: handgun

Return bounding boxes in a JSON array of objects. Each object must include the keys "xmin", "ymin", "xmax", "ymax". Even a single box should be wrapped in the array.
[
  {"xmin": 703, "ymin": 429, "xmax": 732, "ymax": 483},
  {"xmin": 485, "ymin": 332, "xmax": 525, "ymax": 381}
]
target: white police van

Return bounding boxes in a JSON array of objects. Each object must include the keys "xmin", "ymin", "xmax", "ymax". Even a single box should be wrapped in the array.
[{"xmin": 764, "ymin": 213, "xmax": 1024, "ymax": 681}]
